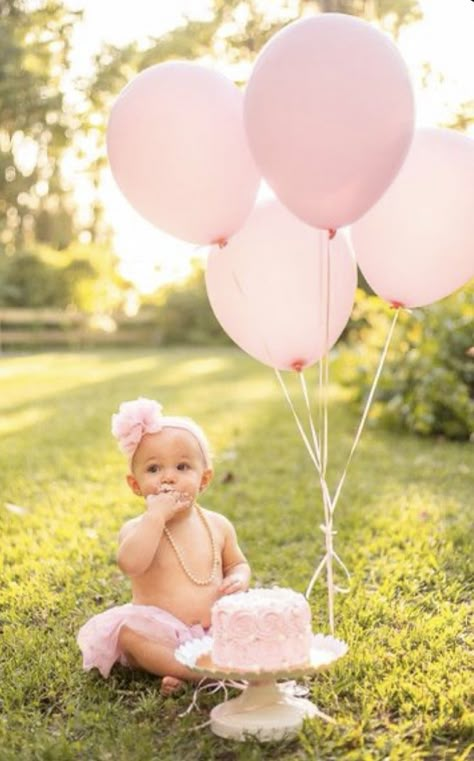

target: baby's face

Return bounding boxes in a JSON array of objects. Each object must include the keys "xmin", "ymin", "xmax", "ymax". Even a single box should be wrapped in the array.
[{"xmin": 130, "ymin": 427, "xmax": 212, "ymax": 501}]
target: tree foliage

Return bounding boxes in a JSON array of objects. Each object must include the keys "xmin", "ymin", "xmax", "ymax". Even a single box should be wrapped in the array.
[
  {"xmin": 0, "ymin": 0, "xmax": 81, "ymax": 251},
  {"xmin": 0, "ymin": 0, "xmax": 424, "ymax": 257},
  {"xmin": 444, "ymin": 99, "xmax": 474, "ymax": 132},
  {"xmin": 88, "ymin": 0, "xmax": 422, "ymax": 109},
  {"xmin": 316, "ymin": 0, "xmax": 421, "ymax": 36},
  {"xmin": 149, "ymin": 263, "xmax": 230, "ymax": 346},
  {"xmin": 341, "ymin": 288, "xmax": 474, "ymax": 440},
  {"xmin": 0, "ymin": 242, "xmax": 128, "ymax": 312}
]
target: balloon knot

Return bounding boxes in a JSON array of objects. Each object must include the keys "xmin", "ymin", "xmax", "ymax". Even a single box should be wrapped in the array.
[
  {"xmin": 291, "ymin": 359, "xmax": 305, "ymax": 373},
  {"xmin": 328, "ymin": 229, "xmax": 337, "ymax": 240},
  {"xmin": 390, "ymin": 300, "xmax": 404, "ymax": 309},
  {"xmin": 212, "ymin": 237, "xmax": 228, "ymax": 249}
]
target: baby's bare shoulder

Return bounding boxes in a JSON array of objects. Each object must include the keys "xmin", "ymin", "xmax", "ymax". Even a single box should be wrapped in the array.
[{"xmin": 201, "ymin": 508, "xmax": 234, "ymax": 534}]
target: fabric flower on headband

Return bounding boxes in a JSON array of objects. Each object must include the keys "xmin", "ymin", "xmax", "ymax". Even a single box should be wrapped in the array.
[{"xmin": 111, "ymin": 397, "xmax": 163, "ymax": 458}]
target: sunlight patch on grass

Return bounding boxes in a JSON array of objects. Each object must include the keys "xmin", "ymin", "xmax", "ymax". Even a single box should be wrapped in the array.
[
  {"xmin": 0, "ymin": 404, "xmax": 52, "ymax": 437},
  {"xmin": 0, "ymin": 355, "xmax": 55, "ymax": 379},
  {"xmin": 163, "ymin": 356, "xmax": 230, "ymax": 378},
  {"xmin": 0, "ymin": 352, "xmax": 162, "ymax": 409}
]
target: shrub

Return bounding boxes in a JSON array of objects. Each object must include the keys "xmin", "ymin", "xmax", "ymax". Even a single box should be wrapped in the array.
[
  {"xmin": 153, "ymin": 264, "xmax": 231, "ymax": 346},
  {"xmin": 341, "ymin": 286, "xmax": 474, "ymax": 440},
  {"xmin": 0, "ymin": 252, "xmax": 75, "ymax": 308},
  {"xmin": 0, "ymin": 244, "xmax": 129, "ymax": 312}
]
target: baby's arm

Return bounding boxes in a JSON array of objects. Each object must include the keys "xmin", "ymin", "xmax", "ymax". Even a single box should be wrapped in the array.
[
  {"xmin": 217, "ymin": 516, "xmax": 251, "ymax": 596},
  {"xmin": 117, "ymin": 491, "xmax": 191, "ymax": 577}
]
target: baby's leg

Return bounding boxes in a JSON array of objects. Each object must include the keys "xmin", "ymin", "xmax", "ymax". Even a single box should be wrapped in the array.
[{"xmin": 118, "ymin": 625, "xmax": 199, "ymax": 694}]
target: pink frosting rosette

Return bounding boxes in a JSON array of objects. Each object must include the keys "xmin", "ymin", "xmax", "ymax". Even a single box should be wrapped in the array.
[
  {"xmin": 111, "ymin": 397, "xmax": 163, "ymax": 458},
  {"xmin": 256, "ymin": 610, "xmax": 282, "ymax": 638},
  {"xmin": 228, "ymin": 611, "xmax": 256, "ymax": 640}
]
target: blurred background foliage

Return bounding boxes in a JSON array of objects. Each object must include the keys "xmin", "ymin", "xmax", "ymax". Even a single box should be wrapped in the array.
[
  {"xmin": 0, "ymin": 0, "xmax": 472, "ymax": 441},
  {"xmin": 147, "ymin": 264, "xmax": 230, "ymax": 347},
  {"xmin": 340, "ymin": 289, "xmax": 474, "ymax": 441},
  {"xmin": 0, "ymin": 242, "xmax": 127, "ymax": 311}
]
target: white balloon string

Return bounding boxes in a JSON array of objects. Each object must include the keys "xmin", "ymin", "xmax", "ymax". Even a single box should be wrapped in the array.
[
  {"xmin": 303, "ymin": 232, "xmax": 338, "ymax": 633},
  {"xmin": 179, "ymin": 678, "xmax": 246, "ymax": 721},
  {"xmin": 323, "ymin": 353, "xmax": 329, "ymax": 477},
  {"xmin": 300, "ymin": 371, "xmax": 334, "ymax": 519},
  {"xmin": 332, "ymin": 550, "xmax": 351, "ymax": 591},
  {"xmin": 330, "ymin": 307, "xmax": 400, "ymax": 516},
  {"xmin": 274, "ymin": 369, "xmax": 321, "ymax": 474},
  {"xmin": 276, "ymin": 366, "xmax": 340, "ymax": 633},
  {"xmin": 322, "ymin": 232, "xmax": 331, "ymax": 478},
  {"xmin": 301, "ymin": 369, "xmax": 342, "ymax": 633},
  {"xmin": 299, "ymin": 370, "xmax": 322, "ymax": 471},
  {"xmin": 318, "ymin": 358, "xmax": 324, "ymax": 463},
  {"xmin": 322, "ymin": 231, "xmax": 334, "ymax": 633},
  {"xmin": 318, "ymin": 230, "xmax": 325, "ymax": 457},
  {"xmin": 305, "ymin": 552, "xmax": 328, "ymax": 600}
]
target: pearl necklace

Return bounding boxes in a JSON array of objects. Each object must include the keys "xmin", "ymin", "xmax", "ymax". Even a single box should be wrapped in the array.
[{"xmin": 164, "ymin": 505, "xmax": 219, "ymax": 586}]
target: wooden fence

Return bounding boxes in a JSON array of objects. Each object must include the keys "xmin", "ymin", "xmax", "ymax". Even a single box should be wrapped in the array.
[{"xmin": 0, "ymin": 308, "xmax": 160, "ymax": 350}]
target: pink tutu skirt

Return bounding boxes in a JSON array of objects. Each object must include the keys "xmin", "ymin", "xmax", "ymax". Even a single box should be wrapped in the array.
[{"xmin": 77, "ymin": 603, "xmax": 209, "ymax": 678}]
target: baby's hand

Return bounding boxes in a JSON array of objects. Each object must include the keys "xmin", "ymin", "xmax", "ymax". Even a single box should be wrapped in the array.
[
  {"xmin": 218, "ymin": 575, "xmax": 244, "ymax": 597},
  {"xmin": 146, "ymin": 489, "xmax": 193, "ymax": 522}
]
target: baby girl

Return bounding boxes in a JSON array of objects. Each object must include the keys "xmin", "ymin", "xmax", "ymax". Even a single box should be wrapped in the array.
[{"xmin": 77, "ymin": 397, "xmax": 251, "ymax": 695}]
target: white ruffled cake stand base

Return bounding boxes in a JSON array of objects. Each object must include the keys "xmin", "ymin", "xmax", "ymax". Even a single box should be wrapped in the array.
[{"xmin": 175, "ymin": 634, "xmax": 348, "ymax": 742}]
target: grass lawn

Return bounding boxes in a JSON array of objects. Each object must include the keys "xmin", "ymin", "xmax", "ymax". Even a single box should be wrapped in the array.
[{"xmin": 0, "ymin": 347, "xmax": 472, "ymax": 761}]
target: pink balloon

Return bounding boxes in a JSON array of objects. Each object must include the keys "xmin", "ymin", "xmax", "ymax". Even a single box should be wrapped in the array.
[
  {"xmin": 351, "ymin": 128, "xmax": 474, "ymax": 308},
  {"xmin": 107, "ymin": 62, "xmax": 260, "ymax": 245},
  {"xmin": 205, "ymin": 200, "xmax": 357, "ymax": 371},
  {"xmin": 244, "ymin": 14, "xmax": 414, "ymax": 230}
]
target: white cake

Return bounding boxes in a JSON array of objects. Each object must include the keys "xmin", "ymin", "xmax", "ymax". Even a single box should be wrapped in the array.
[{"xmin": 211, "ymin": 587, "xmax": 312, "ymax": 671}]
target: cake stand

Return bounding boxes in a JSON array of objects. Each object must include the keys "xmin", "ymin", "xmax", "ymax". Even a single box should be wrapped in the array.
[{"xmin": 175, "ymin": 634, "xmax": 348, "ymax": 742}]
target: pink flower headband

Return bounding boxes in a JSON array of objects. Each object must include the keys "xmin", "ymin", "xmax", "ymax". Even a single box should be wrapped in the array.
[{"xmin": 111, "ymin": 397, "xmax": 211, "ymax": 467}]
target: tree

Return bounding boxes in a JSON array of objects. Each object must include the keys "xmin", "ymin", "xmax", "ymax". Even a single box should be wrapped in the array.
[
  {"xmin": 314, "ymin": 1, "xmax": 421, "ymax": 36},
  {"xmin": 152, "ymin": 263, "xmax": 229, "ymax": 346},
  {"xmin": 86, "ymin": 0, "xmax": 423, "ymax": 113},
  {"xmin": 0, "ymin": 1, "xmax": 81, "ymax": 252},
  {"xmin": 444, "ymin": 100, "xmax": 474, "ymax": 132}
]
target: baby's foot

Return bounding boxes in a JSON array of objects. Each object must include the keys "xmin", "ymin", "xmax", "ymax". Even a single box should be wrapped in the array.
[{"xmin": 160, "ymin": 676, "xmax": 186, "ymax": 696}]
